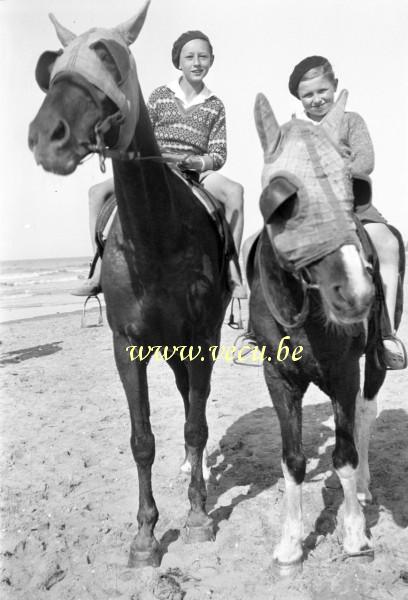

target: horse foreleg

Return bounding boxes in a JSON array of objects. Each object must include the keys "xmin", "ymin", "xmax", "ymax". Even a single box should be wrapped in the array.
[
  {"xmin": 331, "ymin": 368, "xmax": 372, "ymax": 557},
  {"xmin": 182, "ymin": 359, "xmax": 214, "ymax": 543},
  {"xmin": 336, "ymin": 464, "xmax": 372, "ymax": 557},
  {"xmin": 268, "ymin": 371, "xmax": 306, "ymax": 571},
  {"xmin": 113, "ymin": 335, "xmax": 160, "ymax": 567},
  {"xmin": 354, "ymin": 348, "xmax": 385, "ymax": 503},
  {"xmin": 180, "ymin": 446, "xmax": 210, "ymax": 481},
  {"xmin": 274, "ymin": 459, "xmax": 304, "ymax": 573},
  {"xmin": 354, "ymin": 391, "xmax": 378, "ymax": 504}
]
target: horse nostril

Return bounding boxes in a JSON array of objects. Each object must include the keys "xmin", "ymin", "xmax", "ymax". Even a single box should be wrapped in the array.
[
  {"xmin": 28, "ymin": 132, "xmax": 37, "ymax": 151},
  {"xmin": 51, "ymin": 119, "xmax": 70, "ymax": 146},
  {"xmin": 332, "ymin": 284, "xmax": 357, "ymax": 310},
  {"xmin": 365, "ymin": 265, "xmax": 374, "ymax": 278},
  {"xmin": 333, "ymin": 285, "xmax": 346, "ymax": 302},
  {"xmin": 28, "ymin": 123, "xmax": 38, "ymax": 151}
]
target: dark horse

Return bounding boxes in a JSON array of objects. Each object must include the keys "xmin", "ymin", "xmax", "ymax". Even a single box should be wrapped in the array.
[
  {"xmin": 28, "ymin": 3, "xmax": 231, "ymax": 567},
  {"xmin": 246, "ymin": 91, "xmax": 389, "ymax": 572}
]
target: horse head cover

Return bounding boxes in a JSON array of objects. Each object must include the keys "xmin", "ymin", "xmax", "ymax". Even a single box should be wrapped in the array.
[
  {"xmin": 254, "ymin": 91, "xmax": 359, "ymax": 271},
  {"xmin": 35, "ymin": 11, "xmax": 150, "ymax": 151}
]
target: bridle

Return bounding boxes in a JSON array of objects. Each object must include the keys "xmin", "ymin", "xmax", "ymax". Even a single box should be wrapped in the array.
[
  {"xmin": 258, "ymin": 233, "xmax": 320, "ymax": 329},
  {"xmin": 87, "ymin": 116, "xmax": 180, "ymax": 173},
  {"xmin": 50, "ymin": 65, "xmax": 187, "ymax": 174},
  {"xmin": 49, "ymin": 69, "xmax": 168, "ymax": 173}
]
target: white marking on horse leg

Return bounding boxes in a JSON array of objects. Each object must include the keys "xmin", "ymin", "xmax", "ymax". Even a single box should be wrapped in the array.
[
  {"xmin": 180, "ymin": 446, "xmax": 210, "ymax": 481},
  {"xmin": 180, "ymin": 455, "xmax": 191, "ymax": 473},
  {"xmin": 340, "ymin": 245, "xmax": 371, "ymax": 300},
  {"xmin": 273, "ymin": 461, "xmax": 303, "ymax": 564},
  {"xmin": 336, "ymin": 464, "xmax": 371, "ymax": 554},
  {"xmin": 355, "ymin": 391, "xmax": 378, "ymax": 503}
]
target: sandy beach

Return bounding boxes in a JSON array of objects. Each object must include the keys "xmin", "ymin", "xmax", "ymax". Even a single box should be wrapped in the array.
[{"xmin": 1, "ymin": 292, "xmax": 407, "ymax": 600}]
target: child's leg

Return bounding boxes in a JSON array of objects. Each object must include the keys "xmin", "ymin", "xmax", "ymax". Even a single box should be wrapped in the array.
[
  {"xmin": 201, "ymin": 172, "xmax": 245, "ymax": 298},
  {"xmin": 364, "ymin": 222, "xmax": 406, "ymax": 368},
  {"xmin": 201, "ymin": 172, "xmax": 244, "ymax": 253},
  {"xmin": 88, "ymin": 179, "xmax": 115, "ymax": 251},
  {"xmin": 72, "ymin": 178, "xmax": 114, "ymax": 295},
  {"xmin": 364, "ymin": 223, "xmax": 398, "ymax": 327}
]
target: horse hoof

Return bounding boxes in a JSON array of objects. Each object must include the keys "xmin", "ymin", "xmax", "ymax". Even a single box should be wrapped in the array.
[
  {"xmin": 273, "ymin": 557, "xmax": 303, "ymax": 578},
  {"xmin": 182, "ymin": 522, "xmax": 214, "ymax": 544},
  {"xmin": 128, "ymin": 542, "xmax": 162, "ymax": 568}
]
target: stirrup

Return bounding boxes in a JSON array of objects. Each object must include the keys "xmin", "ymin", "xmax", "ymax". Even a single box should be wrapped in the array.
[
  {"xmin": 81, "ymin": 295, "xmax": 104, "ymax": 328},
  {"xmin": 232, "ymin": 331, "xmax": 262, "ymax": 367},
  {"xmin": 228, "ymin": 298, "xmax": 244, "ymax": 329},
  {"xmin": 379, "ymin": 334, "xmax": 407, "ymax": 370}
]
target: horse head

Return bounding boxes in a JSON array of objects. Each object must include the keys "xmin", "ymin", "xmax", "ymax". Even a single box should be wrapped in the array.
[
  {"xmin": 28, "ymin": 1, "xmax": 150, "ymax": 175},
  {"xmin": 254, "ymin": 92, "xmax": 374, "ymax": 325}
]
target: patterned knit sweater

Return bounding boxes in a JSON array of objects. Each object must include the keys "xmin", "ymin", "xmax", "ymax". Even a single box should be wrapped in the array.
[{"xmin": 147, "ymin": 85, "xmax": 227, "ymax": 170}]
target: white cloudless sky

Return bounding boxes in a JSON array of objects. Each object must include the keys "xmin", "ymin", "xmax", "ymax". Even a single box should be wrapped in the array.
[{"xmin": 1, "ymin": 0, "xmax": 407, "ymax": 260}]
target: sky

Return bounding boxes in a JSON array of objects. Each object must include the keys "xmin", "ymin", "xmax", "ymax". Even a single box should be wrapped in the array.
[{"xmin": 1, "ymin": 0, "xmax": 407, "ymax": 261}]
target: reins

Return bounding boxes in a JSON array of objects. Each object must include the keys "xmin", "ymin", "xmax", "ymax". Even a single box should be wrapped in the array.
[{"xmin": 87, "ymin": 116, "xmax": 181, "ymax": 173}]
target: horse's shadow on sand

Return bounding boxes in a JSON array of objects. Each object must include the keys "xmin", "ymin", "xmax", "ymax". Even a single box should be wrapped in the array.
[
  {"xmin": 160, "ymin": 402, "xmax": 407, "ymax": 556},
  {"xmin": 205, "ymin": 401, "xmax": 339, "ymax": 548},
  {"xmin": 161, "ymin": 402, "xmax": 408, "ymax": 555},
  {"xmin": 364, "ymin": 408, "xmax": 408, "ymax": 529}
]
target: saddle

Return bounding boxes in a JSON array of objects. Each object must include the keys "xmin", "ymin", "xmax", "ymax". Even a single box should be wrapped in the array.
[{"xmin": 89, "ymin": 167, "xmax": 237, "ymax": 277}]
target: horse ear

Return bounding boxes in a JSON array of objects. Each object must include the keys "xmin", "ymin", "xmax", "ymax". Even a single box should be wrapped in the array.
[
  {"xmin": 115, "ymin": 0, "xmax": 151, "ymax": 46},
  {"xmin": 320, "ymin": 89, "xmax": 348, "ymax": 143},
  {"xmin": 48, "ymin": 13, "xmax": 76, "ymax": 47},
  {"xmin": 254, "ymin": 93, "xmax": 281, "ymax": 162},
  {"xmin": 35, "ymin": 50, "xmax": 62, "ymax": 91}
]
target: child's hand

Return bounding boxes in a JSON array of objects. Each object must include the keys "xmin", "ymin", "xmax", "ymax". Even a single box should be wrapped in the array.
[{"xmin": 178, "ymin": 155, "xmax": 205, "ymax": 172}]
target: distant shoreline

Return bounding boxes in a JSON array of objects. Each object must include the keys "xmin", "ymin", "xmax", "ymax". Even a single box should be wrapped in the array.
[
  {"xmin": 0, "ymin": 256, "xmax": 92, "ymax": 324},
  {"xmin": 0, "ymin": 256, "xmax": 92, "ymax": 265}
]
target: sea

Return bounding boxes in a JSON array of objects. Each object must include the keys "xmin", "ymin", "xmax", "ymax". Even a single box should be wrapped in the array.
[{"xmin": 0, "ymin": 256, "xmax": 103, "ymax": 323}]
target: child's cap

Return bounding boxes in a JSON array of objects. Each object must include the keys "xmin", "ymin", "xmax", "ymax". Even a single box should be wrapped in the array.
[
  {"xmin": 171, "ymin": 31, "xmax": 213, "ymax": 68},
  {"xmin": 289, "ymin": 56, "xmax": 331, "ymax": 98}
]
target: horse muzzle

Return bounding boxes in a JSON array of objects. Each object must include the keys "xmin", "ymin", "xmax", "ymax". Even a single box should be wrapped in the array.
[
  {"xmin": 318, "ymin": 256, "xmax": 374, "ymax": 325},
  {"xmin": 326, "ymin": 284, "xmax": 373, "ymax": 325},
  {"xmin": 28, "ymin": 117, "xmax": 86, "ymax": 175}
]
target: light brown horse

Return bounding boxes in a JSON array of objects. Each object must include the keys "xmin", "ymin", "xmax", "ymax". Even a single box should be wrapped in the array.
[
  {"xmin": 246, "ymin": 91, "xmax": 385, "ymax": 573},
  {"xmin": 28, "ymin": 2, "xmax": 231, "ymax": 567}
]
